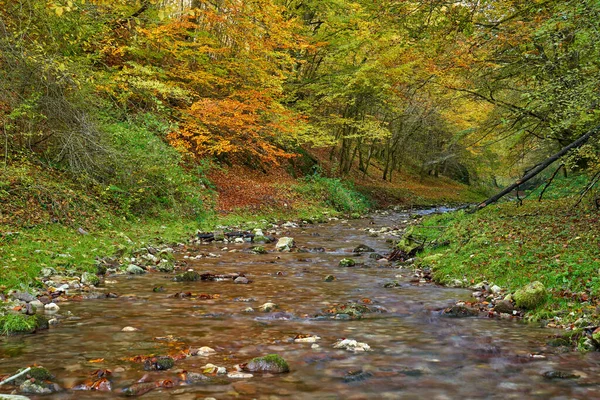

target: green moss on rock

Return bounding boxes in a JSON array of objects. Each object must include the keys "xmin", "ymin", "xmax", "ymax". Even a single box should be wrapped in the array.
[
  {"xmin": 174, "ymin": 271, "xmax": 201, "ymax": 282},
  {"xmin": 513, "ymin": 281, "xmax": 546, "ymax": 309},
  {"xmin": 244, "ymin": 354, "xmax": 289, "ymax": 373},
  {"xmin": 339, "ymin": 258, "xmax": 356, "ymax": 267}
]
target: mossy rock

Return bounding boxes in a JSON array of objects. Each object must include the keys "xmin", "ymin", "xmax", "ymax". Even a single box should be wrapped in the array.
[
  {"xmin": 513, "ymin": 281, "xmax": 546, "ymax": 309},
  {"xmin": 243, "ymin": 354, "xmax": 289, "ymax": 373},
  {"xmin": 144, "ymin": 356, "xmax": 175, "ymax": 371},
  {"xmin": 251, "ymin": 246, "xmax": 267, "ymax": 254},
  {"xmin": 324, "ymin": 275, "xmax": 335, "ymax": 282},
  {"xmin": 81, "ymin": 272, "xmax": 100, "ymax": 286},
  {"xmin": 339, "ymin": 258, "xmax": 356, "ymax": 267},
  {"xmin": 174, "ymin": 271, "xmax": 201, "ymax": 282},
  {"xmin": 13, "ymin": 366, "xmax": 54, "ymax": 385}
]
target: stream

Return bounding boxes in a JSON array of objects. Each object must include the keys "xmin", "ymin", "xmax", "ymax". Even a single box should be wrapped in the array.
[{"xmin": 2, "ymin": 209, "xmax": 600, "ymax": 399}]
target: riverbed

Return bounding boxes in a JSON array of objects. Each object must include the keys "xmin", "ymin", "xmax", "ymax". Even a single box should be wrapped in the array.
[{"xmin": 1, "ymin": 210, "xmax": 600, "ymax": 399}]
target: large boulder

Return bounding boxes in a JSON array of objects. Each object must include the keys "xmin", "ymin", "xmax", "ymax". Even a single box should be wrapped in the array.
[{"xmin": 513, "ymin": 281, "xmax": 546, "ymax": 309}]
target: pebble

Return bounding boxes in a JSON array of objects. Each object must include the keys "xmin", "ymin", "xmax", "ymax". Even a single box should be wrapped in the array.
[
  {"xmin": 121, "ymin": 326, "xmax": 139, "ymax": 332},
  {"xmin": 259, "ymin": 302, "xmax": 278, "ymax": 312},
  {"xmin": 48, "ymin": 318, "xmax": 59, "ymax": 326},
  {"xmin": 44, "ymin": 303, "xmax": 60, "ymax": 312},
  {"xmin": 234, "ymin": 277, "xmax": 249, "ymax": 284},
  {"xmin": 228, "ymin": 372, "xmax": 254, "ymax": 379}
]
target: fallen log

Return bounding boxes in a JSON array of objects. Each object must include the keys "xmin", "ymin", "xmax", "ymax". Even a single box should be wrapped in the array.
[{"xmin": 471, "ymin": 125, "xmax": 600, "ymax": 212}]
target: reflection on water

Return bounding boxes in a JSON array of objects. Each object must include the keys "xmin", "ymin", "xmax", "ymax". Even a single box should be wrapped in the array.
[{"xmin": 1, "ymin": 209, "xmax": 600, "ymax": 399}]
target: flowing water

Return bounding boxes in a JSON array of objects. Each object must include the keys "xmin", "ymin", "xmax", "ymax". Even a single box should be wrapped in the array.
[{"xmin": 2, "ymin": 210, "xmax": 600, "ymax": 399}]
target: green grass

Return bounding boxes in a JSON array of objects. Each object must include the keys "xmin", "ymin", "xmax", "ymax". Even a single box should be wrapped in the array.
[
  {"xmin": 0, "ymin": 314, "xmax": 38, "ymax": 335},
  {"xmin": 412, "ymin": 196, "xmax": 600, "ymax": 323},
  {"xmin": 295, "ymin": 174, "xmax": 371, "ymax": 216}
]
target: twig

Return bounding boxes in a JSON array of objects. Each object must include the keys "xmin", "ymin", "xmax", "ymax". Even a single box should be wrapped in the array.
[
  {"xmin": 573, "ymin": 170, "xmax": 600, "ymax": 209},
  {"xmin": 538, "ymin": 164, "xmax": 564, "ymax": 201},
  {"xmin": 0, "ymin": 367, "xmax": 31, "ymax": 386}
]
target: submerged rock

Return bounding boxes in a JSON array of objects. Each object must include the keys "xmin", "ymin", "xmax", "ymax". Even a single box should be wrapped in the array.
[
  {"xmin": 174, "ymin": 271, "xmax": 201, "ymax": 282},
  {"xmin": 324, "ymin": 275, "xmax": 336, "ymax": 282},
  {"xmin": 333, "ymin": 339, "xmax": 371, "ymax": 353},
  {"xmin": 542, "ymin": 370, "xmax": 580, "ymax": 380},
  {"xmin": 243, "ymin": 354, "xmax": 290, "ymax": 373},
  {"xmin": 339, "ymin": 258, "xmax": 356, "ymax": 267},
  {"xmin": 144, "ymin": 356, "xmax": 175, "ymax": 371},
  {"xmin": 234, "ymin": 277, "xmax": 249, "ymax": 284},
  {"xmin": 353, "ymin": 244, "xmax": 375, "ymax": 253},
  {"xmin": 514, "ymin": 281, "xmax": 546, "ymax": 309},
  {"xmin": 259, "ymin": 303, "xmax": 278, "ymax": 312}
]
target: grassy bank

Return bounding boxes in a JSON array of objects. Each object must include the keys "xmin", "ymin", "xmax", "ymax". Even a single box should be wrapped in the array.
[{"xmin": 412, "ymin": 194, "xmax": 600, "ymax": 325}]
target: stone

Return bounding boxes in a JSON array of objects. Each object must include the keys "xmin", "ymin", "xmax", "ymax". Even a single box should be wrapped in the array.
[
  {"xmin": 333, "ymin": 339, "xmax": 371, "ymax": 353},
  {"xmin": 29, "ymin": 300, "xmax": 44, "ymax": 312},
  {"xmin": 126, "ymin": 265, "xmax": 145, "ymax": 275},
  {"xmin": 0, "ymin": 395, "xmax": 32, "ymax": 400},
  {"xmin": 228, "ymin": 372, "xmax": 254, "ymax": 379},
  {"xmin": 446, "ymin": 279, "xmax": 465, "ymax": 288},
  {"xmin": 193, "ymin": 346, "xmax": 216, "ymax": 356},
  {"xmin": 490, "ymin": 285, "xmax": 502, "ymax": 294},
  {"xmin": 339, "ymin": 258, "xmax": 356, "ymax": 267},
  {"xmin": 259, "ymin": 303, "xmax": 278, "ymax": 312},
  {"xmin": 234, "ymin": 277, "xmax": 249, "ymax": 284},
  {"xmin": 11, "ymin": 291, "xmax": 36, "ymax": 303},
  {"xmin": 157, "ymin": 261, "xmax": 174, "ymax": 273},
  {"xmin": 44, "ymin": 303, "xmax": 60, "ymax": 313},
  {"xmin": 542, "ymin": 371, "xmax": 580, "ymax": 380},
  {"xmin": 144, "ymin": 356, "xmax": 175, "ymax": 371},
  {"xmin": 81, "ymin": 272, "xmax": 100, "ymax": 286},
  {"xmin": 243, "ymin": 354, "xmax": 290, "ymax": 373},
  {"xmin": 275, "ymin": 237, "xmax": 295, "ymax": 252},
  {"xmin": 184, "ymin": 372, "xmax": 209, "ymax": 384},
  {"xmin": 493, "ymin": 300, "xmax": 514, "ymax": 314},
  {"xmin": 40, "ymin": 267, "xmax": 57, "ymax": 278},
  {"xmin": 121, "ymin": 326, "xmax": 138, "ymax": 332},
  {"xmin": 19, "ymin": 381, "xmax": 52, "ymax": 395},
  {"xmin": 441, "ymin": 305, "xmax": 479, "ymax": 318},
  {"xmin": 174, "ymin": 271, "xmax": 201, "ymax": 282},
  {"xmin": 294, "ymin": 335, "xmax": 320, "ymax": 343},
  {"xmin": 513, "ymin": 281, "xmax": 546, "ymax": 309},
  {"xmin": 324, "ymin": 275, "xmax": 335, "ymax": 282},
  {"xmin": 250, "ymin": 246, "xmax": 267, "ymax": 254},
  {"xmin": 353, "ymin": 244, "xmax": 375, "ymax": 253}
]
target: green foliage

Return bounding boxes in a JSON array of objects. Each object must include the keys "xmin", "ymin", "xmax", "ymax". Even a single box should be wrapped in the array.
[
  {"xmin": 0, "ymin": 314, "xmax": 37, "ymax": 335},
  {"xmin": 296, "ymin": 174, "xmax": 371, "ymax": 214},
  {"xmin": 412, "ymin": 198, "xmax": 600, "ymax": 323}
]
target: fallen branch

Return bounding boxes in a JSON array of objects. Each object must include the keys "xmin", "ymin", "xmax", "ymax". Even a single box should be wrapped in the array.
[
  {"xmin": 538, "ymin": 164, "xmax": 564, "ymax": 202},
  {"xmin": 573, "ymin": 170, "xmax": 600, "ymax": 208},
  {"xmin": 470, "ymin": 125, "xmax": 600, "ymax": 212},
  {"xmin": 0, "ymin": 367, "xmax": 30, "ymax": 386}
]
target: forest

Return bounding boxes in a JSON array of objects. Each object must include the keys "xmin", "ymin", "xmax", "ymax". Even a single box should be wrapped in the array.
[{"xmin": 0, "ymin": 0, "xmax": 600, "ymax": 398}]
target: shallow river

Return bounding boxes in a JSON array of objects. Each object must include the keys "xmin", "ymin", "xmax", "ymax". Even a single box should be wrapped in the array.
[{"xmin": 2, "ymin": 210, "xmax": 600, "ymax": 399}]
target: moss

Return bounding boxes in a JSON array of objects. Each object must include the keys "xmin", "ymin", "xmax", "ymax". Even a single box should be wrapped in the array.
[
  {"xmin": 27, "ymin": 366, "xmax": 54, "ymax": 382},
  {"xmin": 174, "ymin": 271, "xmax": 201, "ymax": 282},
  {"xmin": 245, "ymin": 354, "xmax": 290, "ymax": 373},
  {"xmin": 514, "ymin": 281, "xmax": 546, "ymax": 310},
  {"xmin": 339, "ymin": 258, "xmax": 356, "ymax": 267},
  {"xmin": 251, "ymin": 246, "xmax": 267, "ymax": 254},
  {"xmin": 81, "ymin": 272, "xmax": 100, "ymax": 286}
]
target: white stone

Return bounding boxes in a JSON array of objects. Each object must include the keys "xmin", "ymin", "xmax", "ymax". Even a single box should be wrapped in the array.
[
  {"xmin": 121, "ymin": 326, "xmax": 138, "ymax": 332},
  {"xmin": 275, "ymin": 237, "xmax": 295, "ymax": 252},
  {"xmin": 294, "ymin": 335, "xmax": 321, "ymax": 343},
  {"xmin": 227, "ymin": 372, "xmax": 253, "ymax": 379},
  {"xmin": 44, "ymin": 303, "xmax": 60, "ymax": 312},
  {"xmin": 333, "ymin": 338, "xmax": 371, "ymax": 353}
]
